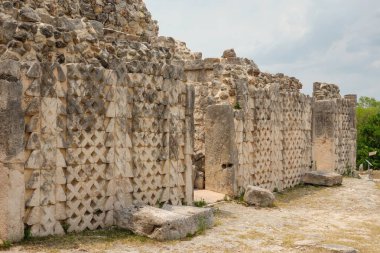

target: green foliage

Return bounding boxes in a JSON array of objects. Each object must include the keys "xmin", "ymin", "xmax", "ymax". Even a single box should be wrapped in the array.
[
  {"xmin": 0, "ymin": 240, "xmax": 12, "ymax": 250},
  {"xmin": 24, "ymin": 225, "xmax": 32, "ymax": 240},
  {"xmin": 233, "ymin": 190, "xmax": 247, "ymax": 205},
  {"xmin": 197, "ymin": 217, "xmax": 207, "ymax": 234},
  {"xmin": 234, "ymin": 102, "xmax": 242, "ymax": 110},
  {"xmin": 193, "ymin": 199, "xmax": 207, "ymax": 207},
  {"xmin": 358, "ymin": 97, "xmax": 380, "ymax": 108},
  {"xmin": 356, "ymin": 97, "xmax": 380, "ymax": 169}
]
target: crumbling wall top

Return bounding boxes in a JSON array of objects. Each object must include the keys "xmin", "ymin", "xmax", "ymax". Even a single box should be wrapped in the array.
[
  {"xmin": 255, "ymin": 72, "xmax": 303, "ymax": 92},
  {"xmin": 313, "ymin": 82, "xmax": 341, "ymax": 100},
  {"xmin": 2, "ymin": 0, "xmax": 158, "ymax": 38},
  {"xmin": 153, "ymin": 36, "xmax": 202, "ymax": 61}
]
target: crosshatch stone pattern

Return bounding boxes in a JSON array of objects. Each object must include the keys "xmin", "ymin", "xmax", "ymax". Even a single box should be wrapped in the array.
[
  {"xmin": 184, "ymin": 52, "xmax": 354, "ymax": 194},
  {"xmin": 22, "ymin": 63, "xmax": 192, "ymax": 236}
]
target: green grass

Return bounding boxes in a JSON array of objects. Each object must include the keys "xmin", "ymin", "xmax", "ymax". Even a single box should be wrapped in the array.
[
  {"xmin": 0, "ymin": 240, "xmax": 12, "ymax": 251},
  {"xmin": 13, "ymin": 227, "xmax": 154, "ymax": 253},
  {"xmin": 274, "ymin": 184, "xmax": 325, "ymax": 207},
  {"xmin": 193, "ymin": 198, "xmax": 207, "ymax": 207}
]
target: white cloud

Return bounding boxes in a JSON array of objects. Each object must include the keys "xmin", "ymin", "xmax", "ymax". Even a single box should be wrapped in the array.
[
  {"xmin": 145, "ymin": 0, "xmax": 380, "ymax": 99},
  {"xmin": 371, "ymin": 60, "xmax": 380, "ymax": 69}
]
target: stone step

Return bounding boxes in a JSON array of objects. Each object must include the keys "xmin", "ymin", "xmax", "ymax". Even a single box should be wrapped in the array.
[
  {"xmin": 115, "ymin": 205, "xmax": 214, "ymax": 241},
  {"xmin": 302, "ymin": 171, "xmax": 343, "ymax": 186}
]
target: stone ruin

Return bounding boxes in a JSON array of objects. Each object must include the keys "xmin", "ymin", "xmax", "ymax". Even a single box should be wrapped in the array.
[
  {"xmin": 312, "ymin": 83, "xmax": 357, "ymax": 173},
  {"xmin": 0, "ymin": 0, "xmax": 357, "ymax": 242}
]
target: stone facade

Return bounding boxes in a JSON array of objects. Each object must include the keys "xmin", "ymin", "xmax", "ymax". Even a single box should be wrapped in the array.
[
  {"xmin": 182, "ymin": 49, "xmax": 356, "ymax": 194},
  {"xmin": 312, "ymin": 83, "xmax": 357, "ymax": 173},
  {"xmin": 0, "ymin": 0, "xmax": 357, "ymax": 242},
  {"xmin": 182, "ymin": 51, "xmax": 312, "ymax": 193},
  {"xmin": 0, "ymin": 0, "xmax": 193, "ymax": 240}
]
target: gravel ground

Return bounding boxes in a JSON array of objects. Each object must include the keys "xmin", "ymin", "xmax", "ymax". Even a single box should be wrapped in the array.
[{"xmin": 6, "ymin": 177, "xmax": 380, "ymax": 253}]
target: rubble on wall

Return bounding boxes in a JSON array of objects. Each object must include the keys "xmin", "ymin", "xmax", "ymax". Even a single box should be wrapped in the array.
[
  {"xmin": 255, "ymin": 72, "xmax": 303, "ymax": 92},
  {"xmin": 153, "ymin": 36, "xmax": 202, "ymax": 61},
  {"xmin": 313, "ymin": 82, "xmax": 341, "ymax": 100}
]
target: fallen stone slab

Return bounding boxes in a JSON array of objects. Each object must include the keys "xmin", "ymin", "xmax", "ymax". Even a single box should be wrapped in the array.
[
  {"xmin": 115, "ymin": 205, "xmax": 213, "ymax": 241},
  {"xmin": 162, "ymin": 204, "xmax": 214, "ymax": 228},
  {"xmin": 244, "ymin": 186, "xmax": 275, "ymax": 207},
  {"xmin": 302, "ymin": 171, "xmax": 343, "ymax": 187},
  {"xmin": 317, "ymin": 244, "xmax": 359, "ymax": 253}
]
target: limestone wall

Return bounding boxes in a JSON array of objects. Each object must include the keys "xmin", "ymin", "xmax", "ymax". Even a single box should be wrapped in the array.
[
  {"xmin": 185, "ymin": 55, "xmax": 259, "ymax": 177},
  {"xmin": 0, "ymin": 60, "xmax": 25, "ymax": 242},
  {"xmin": 0, "ymin": 0, "xmax": 194, "ymax": 240},
  {"xmin": 189, "ymin": 50, "xmax": 313, "ymax": 193},
  {"xmin": 0, "ymin": 0, "xmax": 358, "ymax": 242},
  {"xmin": 234, "ymin": 85, "xmax": 312, "ymax": 193},
  {"xmin": 312, "ymin": 83, "xmax": 357, "ymax": 173}
]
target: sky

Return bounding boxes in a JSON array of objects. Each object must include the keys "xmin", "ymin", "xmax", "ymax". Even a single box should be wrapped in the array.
[{"xmin": 145, "ymin": 0, "xmax": 380, "ymax": 99}]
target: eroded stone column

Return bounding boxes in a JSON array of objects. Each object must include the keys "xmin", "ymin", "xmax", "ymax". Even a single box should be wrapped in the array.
[
  {"xmin": 0, "ymin": 60, "xmax": 25, "ymax": 242},
  {"xmin": 205, "ymin": 105, "xmax": 237, "ymax": 196},
  {"xmin": 312, "ymin": 100, "xmax": 337, "ymax": 171}
]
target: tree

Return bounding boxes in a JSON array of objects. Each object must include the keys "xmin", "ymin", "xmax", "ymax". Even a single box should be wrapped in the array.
[{"xmin": 356, "ymin": 97, "xmax": 380, "ymax": 169}]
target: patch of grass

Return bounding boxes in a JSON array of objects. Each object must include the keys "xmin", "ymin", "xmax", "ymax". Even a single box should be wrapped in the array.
[
  {"xmin": 184, "ymin": 217, "xmax": 208, "ymax": 240},
  {"xmin": 237, "ymin": 230, "xmax": 266, "ymax": 240},
  {"xmin": 24, "ymin": 225, "xmax": 32, "ymax": 240},
  {"xmin": 14, "ymin": 227, "xmax": 156, "ymax": 253},
  {"xmin": 274, "ymin": 184, "xmax": 325, "ymax": 207},
  {"xmin": 0, "ymin": 240, "xmax": 12, "ymax": 251},
  {"xmin": 233, "ymin": 191, "xmax": 248, "ymax": 206},
  {"xmin": 316, "ymin": 222, "xmax": 380, "ymax": 253},
  {"xmin": 214, "ymin": 218, "xmax": 223, "ymax": 227},
  {"xmin": 196, "ymin": 217, "xmax": 207, "ymax": 235},
  {"xmin": 281, "ymin": 233, "xmax": 306, "ymax": 248},
  {"xmin": 234, "ymin": 102, "xmax": 242, "ymax": 110},
  {"xmin": 193, "ymin": 198, "xmax": 207, "ymax": 207}
]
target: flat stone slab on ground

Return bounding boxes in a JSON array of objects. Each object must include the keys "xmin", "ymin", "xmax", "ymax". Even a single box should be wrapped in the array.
[
  {"xmin": 302, "ymin": 171, "xmax": 343, "ymax": 186},
  {"xmin": 115, "ymin": 205, "xmax": 214, "ymax": 241},
  {"xmin": 317, "ymin": 244, "xmax": 359, "ymax": 253},
  {"xmin": 162, "ymin": 204, "xmax": 214, "ymax": 229},
  {"xmin": 194, "ymin": 190, "xmax": 226, "ymax": 203}
]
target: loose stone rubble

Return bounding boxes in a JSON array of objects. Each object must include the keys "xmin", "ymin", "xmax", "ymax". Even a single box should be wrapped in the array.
[
  {"xmin": 243, "ymin": 186, "xmax": 275, "ymax": 207},
  {"xmin": 0, "ymin": 0, "xmax": 357, "ymax": 242}
]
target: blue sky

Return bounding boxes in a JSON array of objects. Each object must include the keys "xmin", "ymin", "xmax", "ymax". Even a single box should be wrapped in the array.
[{"xmin": 145, "ymin": 0, "xmax": 380, "ymax": 99}]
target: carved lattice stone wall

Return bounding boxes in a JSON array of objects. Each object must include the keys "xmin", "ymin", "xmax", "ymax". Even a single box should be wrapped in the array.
[
  {"xmin": 192, "ymin": 52, "xmax": 314, "ymax": 194},
  {"xmin": 234, "ymin": 86, "xmax": 312, "ymax": 193},
  {"xmin": 0, "ymin": 0, "xmax": 197, "ymax": 240},
  {"xmin": 22, "ymin": 62, "xmax": 193, "ymax": 237}
]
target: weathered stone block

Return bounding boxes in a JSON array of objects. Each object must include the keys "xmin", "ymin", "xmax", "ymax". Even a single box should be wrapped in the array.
[
  {"xmin": 302, "ymin": 171, "xmax": 343, "ymax": 187},
  {"xmin": 205, "ymin": 105, "xmax": 237, "ymax": 196},
  {"xmin": 243, "ymin": 186, "xmax": 275, "ymax": 207},
  {"xmin": 0, "ymin": 163, "xmax": 24, "ymax": 242},
  {"xmin": 115, "ymin": 205, "xmax": 213, "ymax": 241},
  {"xmin": 317, "ymin": 244, "xmax": 359, "ymax": 253}
]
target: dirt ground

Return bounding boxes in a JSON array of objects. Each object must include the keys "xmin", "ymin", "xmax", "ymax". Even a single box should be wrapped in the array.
[{"xmin": 4, "ymin": 176, "xmax": 380, "ymax": 253}]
